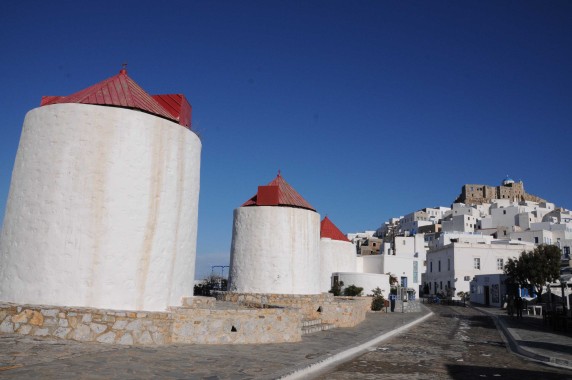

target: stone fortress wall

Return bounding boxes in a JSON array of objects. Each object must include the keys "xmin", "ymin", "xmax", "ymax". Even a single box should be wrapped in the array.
[{"xmin": 455, "ymin": 181, "xmax": 546, "ymax": 205}]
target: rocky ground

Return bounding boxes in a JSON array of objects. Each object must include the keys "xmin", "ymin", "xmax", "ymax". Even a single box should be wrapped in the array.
[{"xmin": 315, "ymin": 304, "xmax": 572, "ymax": 380}]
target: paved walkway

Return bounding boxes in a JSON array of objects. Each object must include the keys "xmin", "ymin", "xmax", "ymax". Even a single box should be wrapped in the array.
[
  {"xmin": 1, "ymin": 303, "xmax": 570, "ymax": 379},
  {"xmin": 475, "ymin": 305, "xmax": 572, "ymax": 369},
  {"xmin": 0, "ymin": 308, "xmax": 431, "ymax": 379}
]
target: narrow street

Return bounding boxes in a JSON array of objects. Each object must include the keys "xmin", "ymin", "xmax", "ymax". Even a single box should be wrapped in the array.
[{"xmin": 315, "ymin": 304, "xmax": 572, "ymax": 379}]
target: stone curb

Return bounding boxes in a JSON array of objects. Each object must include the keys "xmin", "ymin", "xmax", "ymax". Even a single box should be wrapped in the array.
[
  {"xmin": 476, "ymin": 307, "xmax": 572, "ymax": 370},
  {"xmin": 276, "ymin": 308, "xmax": 434, "ymax": 380}
]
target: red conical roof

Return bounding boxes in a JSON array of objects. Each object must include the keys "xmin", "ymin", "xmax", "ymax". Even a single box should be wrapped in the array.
[
  {"xmin": 242, "ymin": 172, "xmax": 316, "ymax": 211},
  {"xmin": 321, "ymin": 216, "xmax": 350, "ymax": 242},
  {"xmin": 40, "ymin": 68, "xmax": 191, "ymax": 127}
]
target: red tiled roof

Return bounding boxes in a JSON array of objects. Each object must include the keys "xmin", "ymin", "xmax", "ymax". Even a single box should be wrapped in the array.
[
  {"xmin": 320, "ymin": 216, "xmax": 350, "ymax": 242},
  {"xmin": 40, "ymin": 69, "xmax": 191, "ymax": 128},
  {"xmin": 242, "ymin": 173, "xmax": 316, "ymax": 211}
]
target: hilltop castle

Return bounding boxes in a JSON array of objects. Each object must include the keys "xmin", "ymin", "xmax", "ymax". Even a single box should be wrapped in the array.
[{"xmin": 455, "ymin": 177, "xmax": 545, "ymax": 205}]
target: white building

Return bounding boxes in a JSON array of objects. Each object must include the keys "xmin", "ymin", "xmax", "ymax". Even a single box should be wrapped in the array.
[
  {"xmin": 320, "ymin": 217, "xmax": 356, "ymax": 293},
  {"xmin": 424, "ymin": 241, "xmax": 535, "ymax": 296},
  {"xmin": 0, "ymin": 69, "xmax": 201, "ymax": 312}
]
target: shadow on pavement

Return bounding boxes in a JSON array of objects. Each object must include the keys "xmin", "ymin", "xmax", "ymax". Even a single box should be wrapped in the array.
[
  {"xmin": 446, "ymin": 364, "xmax": 572, "ymax": 380},
  {"xmin": 516, "ymin": 339, "xmax": 572, "ymax": 356}
]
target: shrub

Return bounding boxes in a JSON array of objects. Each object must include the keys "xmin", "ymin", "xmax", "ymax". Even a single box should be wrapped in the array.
[
  {"xmin": 371, "ymin": 287, "xmax": 386, "ymax": 311},
  {"xmin": 329, "ymin": 281, "xmax": 344, "ymax": 296},
  {"xmin": 343, "ymin": 284, "xmax": 363, "ymax": 297}
]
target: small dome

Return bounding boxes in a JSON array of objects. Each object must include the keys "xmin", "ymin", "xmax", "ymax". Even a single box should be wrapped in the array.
[{"xmin": 502, "ymin": 175, "xmax": 515, "ymax": 185}]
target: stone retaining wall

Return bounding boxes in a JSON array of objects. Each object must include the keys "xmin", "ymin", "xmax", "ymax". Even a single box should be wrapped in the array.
[
  {"xmin": 0, "ymin": 297, "xmax": 302, "ymax": 345},
  {"xmin": 0, "ymin": 303, "xmax": 171, "ymax": 345},
  {"xmin": 215, "ymin": 292, "xmax": 370, "ymax": 327},
  {"xmin": 321, "ymin": 297, "xmax": 370, "ymax": 327},
  {"xmin": 171, "ymin": 306, "xmax": 301, "ymax": 344},
  {"xmin": 215, "ymin": 292, "xmax": 332, "ymax": 320}
]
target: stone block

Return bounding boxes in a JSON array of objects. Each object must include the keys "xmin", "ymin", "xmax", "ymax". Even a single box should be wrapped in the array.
[
  {"xmin": 72, "ymin": 324, "xmax": 92, "ymax": 341},
  {"xmin": 68, "ymin": 316, "xmax": 78, "ymax": 328},
  {"xmin": 137, "ymin": 331, "xmax": 153, "ymax": 345},
  {"xmin": 41, "ymin": 309, "xmax": 59, "ymax": 317},
  {"xmin": 152, "ymin": 332, "xmax": 166, "ymax": 345},
  {"xmin": 0, "ymin": 320, "xmax": 14, "ymax": 333},
  {"xmin": 118, "ymin": 333, "xmax": 133, "ymax": 345},
  {"xmin": 54, "ymin": 327, "xmax": 71, "ymax": 339},
  {"xmin": 17, "ymin": 324, "xmax": 33, "ymax": 335},
  {"xmin": 42, "ymin": 317, "xmax": 58, "ymax": 327},
  {"xmin": 29, "ymin": 311, "xmax": 44, "ymax": 326},
  {"xmin": 96, "ymin": 331, "xmax": 116, "ymax": 344},
  {"xmin": 112, "ymin": 320, "xmax": 129, "ymax": 330},
  {"xmin": 34, "ymin": 328, "xmax": 49, "ymax": 336},
  {"xmin": 90, "ymin": 323, "xmax": 107, "ymax": 334},
  {"xmin": 82, "ymin": 314, "xmax": 92, "ymax": 323}
]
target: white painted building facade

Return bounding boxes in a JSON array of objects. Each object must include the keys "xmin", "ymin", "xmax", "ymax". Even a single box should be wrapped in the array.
[{"xmin": 424, "ymin": 241, "xmax": 535, "ymax": 296}]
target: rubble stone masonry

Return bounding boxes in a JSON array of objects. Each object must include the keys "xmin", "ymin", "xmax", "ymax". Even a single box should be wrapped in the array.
[{"xmin": 0, "ymin": 296, "xmax": 303, "ymax": 345}]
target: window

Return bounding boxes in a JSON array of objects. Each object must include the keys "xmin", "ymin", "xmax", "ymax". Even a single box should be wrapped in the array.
[
  {"xmin": 503, "ymin": 210, "xmax": 506, "ymax": 215},
  {"xmin": 440, "ymin": 281, "xmax": 443, "ymax": 290},
  {"xmin": 564, "ymin": 247, "xmax": 570, "ymax": 258},
  {"xmin": 447, "ymin": 258, "xmax": 450, "ymax": 271},
  {"xmin": 413, "ymin": 261, "xmax": 418, "ymax": 283},
  {"xmin": 497, "ymin": 258, "xmax": 504, "ymax": 270},
  {"xmin": 438, "ymin": 260, "xmax": 441, "ymax": 272},
  {"xmin": 430, "ymin": 262, "xmax": 433, "ymax": 272},
  {"xmin": 534, "ymin": 237, "xmax": 539, "ymax": 244},
  {"xmin": 474, "ymin": 258, "xmax": 481, "ymax": 270}
]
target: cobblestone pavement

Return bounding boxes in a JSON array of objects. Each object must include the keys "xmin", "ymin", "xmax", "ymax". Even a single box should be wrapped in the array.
[
  {"xmin": 0, "ymin": 309, "xmax": 427, "ymax": 379},
  {"xmin": 315, "ymin": 304, "xmax": 572, "ymax": 380}
]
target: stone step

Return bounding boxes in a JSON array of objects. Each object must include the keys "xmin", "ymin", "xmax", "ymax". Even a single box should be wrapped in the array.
[
  {"xmin": 301, "ymin": 322, "xmax": 336, "ymax": 335},
  {"xmin": 301, "ymin": 319, "xmax": 322, "ymax": 327}
]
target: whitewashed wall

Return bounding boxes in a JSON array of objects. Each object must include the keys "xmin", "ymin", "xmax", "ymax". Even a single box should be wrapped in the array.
[
  {"xmin": 358, "ymin": 255, "xmax": 383, "ymax": 274},
  {"xmin": 0, "ymin": 104, "xmax": 201, "ymax": 311},
  {"xmin": 319, "ymin": 238, "xmax": 356, "ymax": 293},
  {"xmin": 229, "ymin": 206, "xmax": 320, "ymax": 294},
  {"xmin": 333, "ymin": 272, "xmax": 390, "ymax": 296}
]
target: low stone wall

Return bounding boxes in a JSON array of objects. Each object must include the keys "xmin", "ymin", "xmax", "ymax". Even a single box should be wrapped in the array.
[
  {"xmin": 0, "ymin": 297, "xmax": 302, "ymax": 345},
  {"xmin": 171, "ymin": 305, "xmax": 301, "ymax": 344},
  {"xmin": 215, "ymin": 292, "xmax": 333, "ymax": 320},
  {"xmin": 215, "ymin": 292, "xmax": 370, "ymax": 328},
  {"xmin": 321, "ymin": 296, "xmax": 370, "ymax": 327},
  {"xmin": 0, "ymin": 302, "xmax": 171, "ymax": 345}
]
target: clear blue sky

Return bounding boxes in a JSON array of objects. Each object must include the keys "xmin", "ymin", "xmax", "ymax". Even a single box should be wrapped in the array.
[{"xmin": 1, "ymin": 1, "xmax": 571, "ymax": 279}]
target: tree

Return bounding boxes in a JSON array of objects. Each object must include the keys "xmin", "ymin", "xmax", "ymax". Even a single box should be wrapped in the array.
[
  {"xmin": 329, "ymin": 281, "xmax": 344, "ymax": 296},
  {"xmin": 457, "ymin": 291, "xmax": 470, "ymax": 306},
  {"xmin": 387, "ymin": 273, "xmax": 398, "ymax": 286},
  {"xmin": 371, "ymin": 287, "xmax": 386, "ymax": 311},
  {"xmin": 504, "ymin": 244, "xmax": 561, "ymax": 302}
]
